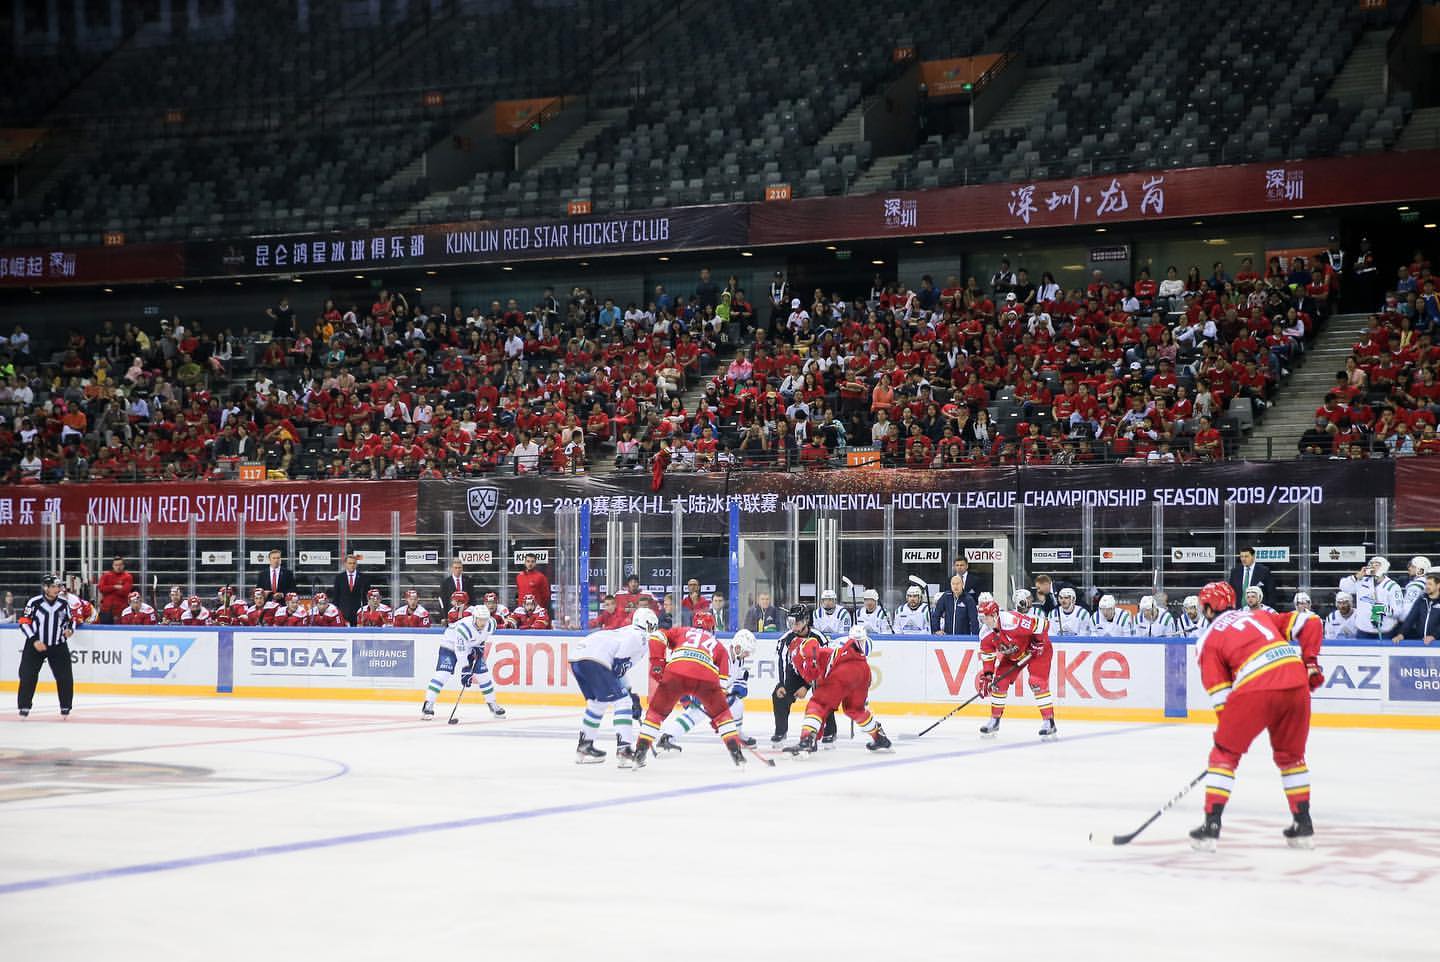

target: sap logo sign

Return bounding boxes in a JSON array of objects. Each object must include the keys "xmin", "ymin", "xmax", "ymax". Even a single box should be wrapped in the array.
[
  {"xmin": 250, "ymin": 647, "xmax": 349, "ymax": 670},
  {"xmin": 131, "ymin": 637, "xmax": 197, "ymax": 679}
]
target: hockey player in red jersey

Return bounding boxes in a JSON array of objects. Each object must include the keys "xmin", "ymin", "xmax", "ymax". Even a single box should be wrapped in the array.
[
  {"xmin": 309, "ymin": 591, "xmax": 346, "ymax": 627},
  {"xmin": 784, "ymin": 624, "xmax": 891, "ymax": 755},
  {"xmin": 179, "ymin": 595, "xmax": 212, "ymax": 627},
  {"xmin": 633, "ymin": 621, "xmax": 748, "ymax": 768},
  {"xmin": 244, "ymin": 587, "xmax": 277, "ymax": 626},
  {"xmin": 118, "ymin": 592, "xmax": 157, "ymax": 625},
  {"xmin": 272, "ymin": 593, "xmax": 310, "ymax": 627},
  {"xmin": 446, "ymin": 591, "xmax": 471, "ymax": 625},
  {"xmin": 975, "ymin": 592, "xmax": 1057, "ymax": 739},
  {"xmin": 161, "ymin": 586, "xmax": 185, "ymax": 624},
  {"xmin": 354, "ymin": 589, "xmax": 392, "ymax": 628},
  {"xmin": 66, "ymin": 591, "xmax": 96, "ymax": 625},
  {"xmin": 507, "ymin": 594, "xmax": 551, "ymax": 630},
  {"xmin": 391, "ymin": 589, "xmax": 432, "ymax": 628},
  {"xmin": 212, "ymin": 586, "xmax": 246, "ymax": 626},
  {"xmin": 1189, "ymin": 581, "xmax": 1317, "ymax": 851}
]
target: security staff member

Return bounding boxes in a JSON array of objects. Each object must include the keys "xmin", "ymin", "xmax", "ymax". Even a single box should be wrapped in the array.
[
  {"xmin": 18, "ymin": 575, "xmax": 76, "ymax": 718},
  {"xmin": 771, "ymin": 604, "xmax": 838, "ymax": 746}
]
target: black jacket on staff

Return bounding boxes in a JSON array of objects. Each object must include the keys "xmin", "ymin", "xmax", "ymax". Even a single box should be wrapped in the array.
[{"xmin": 17, "ymin": 590, "xmax": 75, "ymax": 715}]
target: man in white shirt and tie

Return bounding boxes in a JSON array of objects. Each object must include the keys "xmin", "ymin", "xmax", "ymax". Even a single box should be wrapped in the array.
[
  {"xmin": 437, "ymin": 559, "xmax": 478, "ymax": 611},
  {"xmin": 331, "ymin": 554, "xmax": 370, "ymax": 625},
  {"xmin": 257, "ymin": 548, "xmax": 296, "ymax": 601}
]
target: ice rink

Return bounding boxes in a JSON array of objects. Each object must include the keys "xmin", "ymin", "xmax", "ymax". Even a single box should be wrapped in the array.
[{"xmin": 2, "ymin": 693, "xmax": 1437, "ymax": 962}]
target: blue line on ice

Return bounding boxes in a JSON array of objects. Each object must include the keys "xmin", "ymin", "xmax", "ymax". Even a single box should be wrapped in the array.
[{"xmin": 0, "ymin": 723, "xmax": 1160, "ymax": 895}]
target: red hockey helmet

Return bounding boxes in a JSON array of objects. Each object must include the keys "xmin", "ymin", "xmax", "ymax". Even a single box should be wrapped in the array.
[
  {"xmin": 692, "ymin": 609, "xmax": 716, "ymax": 631},
  {"xmin": 313, "ymin": 591, "xmax": 328, "ymax": 603},
  {"xmin": 451, "ymin": 590, "xmax": 469, "ymax": 605},
  {"xmin": 1198, "ymin": 581, "xmax": 1235, "ymax": 615},
  {"xmin": 978, "ymin": 598, "xmax": 1001, "ymax": 619}
]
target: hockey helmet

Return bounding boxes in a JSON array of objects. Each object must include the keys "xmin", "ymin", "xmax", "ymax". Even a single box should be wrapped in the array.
[
  {"xmin": 631, "ymin": 607, "xmax": 659, "ymax": 632},
  {"xmin": 692, "ymin": 609, "xmax": 716, "ymax": 631},
  {"xmin": 313, "ymin": 591, "xmax": 328, "ymax": 604},
  {"xmin": 128, "ymin": 591, "xmax": 141, "ymax": 601},
  {"xmin": 820, "ymin": 588, "xmax": 838, "ymax": 602},
  {"xmin": 1098, "ymin": 594, "xmax": 1117, "ymax": 610},
  {"xmin": 1182, "ymin": 595, "xmax": 1200, "ymax": 611},
  {"xmin": 906, "ymin": 585, "xmax": 923, "ymax": 599},
  {"xmin": 451, "ymin": 590, "xmax": 470, "ymax": 605},
  {"xmin": 862, "ymin": 588, "xmax": 880, "ymax": 603},
  {"xmin": 1335, "ymin": 591, "xmax": 1354, "ymax": 606},
  {"xmin": 1058, "ymin": 587, "xmax": 1076, "ymax": 602},
  {"xmin": 1197, "ymin": 581, "xmax": 1235, "ymax": 614},
  {"xmin": 789, "ymin": 603, "xmax": 813, "ymax": 625},
  {"xmin": 1244, "ymin": 585, "xmax": 1264, "ymax": 603},
  {"xmin": 1368, "ymin": 556, "xmax": 1391, "ymax": 576},
  {"xmin": 472, "ymin": 604, "xmax": 491, "ymax": 623},
  {"xmin": 1138, "ymin": 595, "xmax": 1156, "ymax": 611},
  {"xmin": 978, "ymin": 597, "xmax": 1001, "ymax": 619},
  {"xmin": 367, "ymin": 588, "xmax": 382, "ymax": 600},
  {"xmin": 1012, "ymin": 588, "xmax": 1033, "ymax": 607},
  {"xmin": 847, "ymin": 623, "xmax": 872, "ymax": 656},
  {"xmin": 188, "ymin": 595, "xmax": 202, "ymax": 605},
  {"xmin": 1293, "ymin": 591, "xmax": 1311, "ymax": 610}
]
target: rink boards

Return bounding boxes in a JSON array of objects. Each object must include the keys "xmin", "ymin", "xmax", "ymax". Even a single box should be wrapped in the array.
[{"xmin": 1, "ymin": 625, "xmax": 1436, "ymax": 728}]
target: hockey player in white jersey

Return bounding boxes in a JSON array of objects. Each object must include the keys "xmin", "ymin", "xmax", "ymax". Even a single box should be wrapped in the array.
[
  {"xmin": 1178, "ymin": 595, "xmax": 1208, "ymax": 635},
  {"xmin": 1400, "ymin": 556, "xmax": 1432, "ymax": 627},
  {"xmin": 893, "ymin": 585, "xmax": 932, "ymax": 634},
  {"xmin": 421, "ymin": 605, "xmax": 506, "ymax": 720},
  {"xmin": 1092, "ymin": 594, "xmax": 1134, "ymax": 636},
  {"xmin": 568, "ymin": 607, "xmax": 657, "ymax": 766},
  {"xmin": 1243, "ymin": 585, "xmax": 1277, "ymax": 615},
  {"xmin": 1052, "ymin": 587, "xmax": 1095, "ymax": 635},
  {"xmin": 1134, "ymin": 595, "xmax": 1178, "ymax": 636},
  {"xmin": 657, "ymin": 626, "xmax": 758, "ymax": 751},
  {"xmin": 813, "ymin": 589, "xmax": 853, "ymax": 638},
  {"xmin": 1340, "ymin": 556, "xmax": 1405, "ymax": 638},
  {"xmin": 854, "ymin": 589, "xmax": 892, "ymax": 634},
  {"xmin": 1325, "ymin": 591, "xmax": 1360, "ymax": 639}
]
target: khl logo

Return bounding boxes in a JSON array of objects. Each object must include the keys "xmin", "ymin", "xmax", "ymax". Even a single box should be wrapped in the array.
[
  {"xmin": 131, "ymin": 637, "xmax": 197, "ymax": 679},
  {"xmin": 466, "ymin": 486, "xmax": 499, "ymax": 527}
]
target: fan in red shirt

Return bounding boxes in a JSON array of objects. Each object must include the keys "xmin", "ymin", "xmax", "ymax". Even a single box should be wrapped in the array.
[
  {"xmin": 633, "ymin": 622, "xmax": 748, "ymax": 768},
  {"xmin": 179, "ymin": 596, "xmax": 212, "ymax": 627},
  {"xmin": 273, "ymin": 593, "xmax": 310, "ymax": 627},
  {"xmin": 391, "ymin": 590, "xmax": 433, "ymax": 628},
  {"xmin": 1188, "ymin": 581, "xmax": 1318, "ymax": 851},
  {"xmin": 354, "ymin": 590, "xmax": 393, "ymax": 628},
  {"xmin": 975, "ymin": 593, "xmax": 1057, "ymax": 739},
  {"xmin": 118, "ymin": 592, "xmax": 158, "ymax": 625},
  {"xmin": 783, "ymin": 624, "xmax": 892, "ymax": 755},
  {"xmin": 310, "ymin": 591, "xmax": 346, "ymax": 627}
]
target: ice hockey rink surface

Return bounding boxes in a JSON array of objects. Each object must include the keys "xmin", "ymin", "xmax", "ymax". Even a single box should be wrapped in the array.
[{"xmin": 2, "ymin": 695, "xmax": 1437, "ymax": 962}]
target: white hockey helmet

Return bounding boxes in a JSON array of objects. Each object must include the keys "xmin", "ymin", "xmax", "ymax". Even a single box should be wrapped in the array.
[
  {"xmin": 1245, "ymin": 585, "xmax": 1264, "ymax": 602},
  {"xmin": 730, "ymin": 628, "xmax": 757, "ymax": 659},
  {"xmin": 1138, "ymin": 595, "xmax": 1156, "ymax": 611},
  {"xmin": 1369, "ymin": 556, "xmax": 1391, "ymax": 576},
  {"xmin": 1059, "ymin": 587, "xmax": 1076, "ymax": 601},
  {"xmin": 631, "ymin": 608, "xmax": 659, "ymax": 632},
  {"xmin": 906, "ymin": 585, "xmax": 923, "ymax": 599},
  {"xmin": 977, "ymin": 591, "xmax": 996, "ymax": 607},
  {"xmin": 847, "ymin": 623, "xmax": 872, "ymax": 655},
  {"xmin": 1335, "ymin": 591, "xmax": 1354, "ymax": 606},
  {"xmin": 472, "ymin": 603, "xmax": 491, "ymax": 623},
  {"xmin": 1411, "ymin": 556, "xmax": 1432, "ymax": 574},
  {"xmin": 1012, "ymin": 588, "xmax": 1032, "ymax": 607},
  {"xmin": 820, "ymin": 588, "xmax": 837, "ymax": 601},
  {"xmin": 1098, "ymin": 594, "xmax": 1117, "ymax": 610},
  {"xmin": 1183, "ymin": 595, "xmax": 1200, "ymax": 611},
  {"xmin": 862, "ymin": 588, "xmax": 880, "ymax": 602},
  {"xmin": 1293, "ymin": 592, "xmax": 1311, "ymax": 609}
]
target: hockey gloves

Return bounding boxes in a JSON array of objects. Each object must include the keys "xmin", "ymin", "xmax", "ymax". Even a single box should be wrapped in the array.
[{"xmin": 975, "ymin": 670, "xmax": 995, "ymax": 698}]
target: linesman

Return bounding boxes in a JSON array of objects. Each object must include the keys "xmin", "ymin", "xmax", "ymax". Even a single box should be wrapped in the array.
[{"xmin": 18, "ymin": 575, "xmax": 76, "ymax": 718}]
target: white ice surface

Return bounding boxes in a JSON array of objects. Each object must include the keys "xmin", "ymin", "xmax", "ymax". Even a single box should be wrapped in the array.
[{"xmin": 1, "ymin": 694, "xmax": 1437, "ymax": 962}]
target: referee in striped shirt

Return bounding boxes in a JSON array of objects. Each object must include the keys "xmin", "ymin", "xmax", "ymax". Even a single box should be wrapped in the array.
[{"xmin": 18, "ymin": 575, "xmax": 76, "ymax": 718}]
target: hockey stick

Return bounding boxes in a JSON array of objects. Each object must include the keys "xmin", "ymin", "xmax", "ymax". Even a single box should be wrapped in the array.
[
  {"xmin": 743, "ymin": 742, "xmax": 777, "ymax": 767},
  {"xmin": 1090, "ymin": 770, "xmax": 1206, "ymax": 846},
  {"xmin": 842, "ymin": 575, "xmax": 857, "ymax": 740},
  {"xmin": 907, "ymin": 574, "xmax": 929, "ymax": 592},
  {"xmin": 915, "ymin": 654, "xmax": 1031, "ymax": 738},
  {"xmin": 447, "ymin": 682, "xmax": 467, "ymax": 725}
]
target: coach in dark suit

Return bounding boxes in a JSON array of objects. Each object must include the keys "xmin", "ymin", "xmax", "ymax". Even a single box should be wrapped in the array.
[
  {"xmin": 437, "ymin": 559, "xmax": 482, "ymax": 609},
  {"xmin": 331, "ymin": 554, "xmax": 372, "ymax": 625},
  {"xmin": 931, "ymin": 575, "xmax": 978, "ymax": 635},
  {"xmin": 256, "ymin": 548, "xmax": 298, "ymax": 601},
  {"xmin": 1227, "ymin": 546, "xmax": 1273, "ymax": 607}
]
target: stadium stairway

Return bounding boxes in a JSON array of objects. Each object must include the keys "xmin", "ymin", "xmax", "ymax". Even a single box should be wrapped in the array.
[
  {"xmin": 1396, "ymin": 106, "xmax": 1440, "ymax": 151},
  {"xmin": 1325, "ymin": 29, "xmax": 1391, "ymax": 105},
  {"xmin": 849, "ymin": 154, "xmax": 909, "ymax": 194},
  {"xmin": 531, "ymin": 108, "xmax": 632, "ymax": 173},
  {"xmin": 1234, "ymin": 311, "xmax": 1372, "ymax": 460},
  {"xmin": 978, "ymin": 64, "xmax": 1064, "ymax": 135}
]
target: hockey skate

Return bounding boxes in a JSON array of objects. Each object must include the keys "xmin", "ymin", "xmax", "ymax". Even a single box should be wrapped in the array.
[
  {"xmin": 616, "ymin": 746, "xmax": 635, "ymax": 769},
  {"xmin": 1283, "ymin": 803, "xmax": 1315, "ymax": 849},
  {"xmin": 770, "ymin": 732, "xmax": 787, "ymax": 746},
  {"xmin": 421, "ymin": 701, "xmax": 436, "ymax": 720},
  {"xmin": 656, "ymin": 733, "xmax": 682, "ymax": 754},
  {"xmin": 866, "ymin": 727, "xmax": 894, "ymax": 753},
  {"xmin": 820, "ymin": 733, "xmax": 837, "ymax": 749},
  {"xmin": 727, "ymin": 740, "xmax": 747, "ymax": 767},
  {"xmin": 1189, "ymin": 816, "xmax": 1222, "ymax": 852},
  {"xmin": 575, "ymin": 735, "xmax": 607, "ymax": 765},
  {"xmin": 979, "ymin": 716, "xmax": 1002, "ymax": 738},
  {"xmin": 632, "ymin": 740, "xmax": 651, "ymax": 770},
  {"xmin": 784, "ymin": 732, "xmax": 818, "ymax": 757},
  {"xmin": 738, "ymin": 734, "xmax": 757, "ymax": 748},
  {"xmin": 1038, "ymin": 717, "xmax": 1058, "ymax": 740},
  {"xmin": 487, "ymin": 703, "xmax": 506, "ymax": 718}
]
